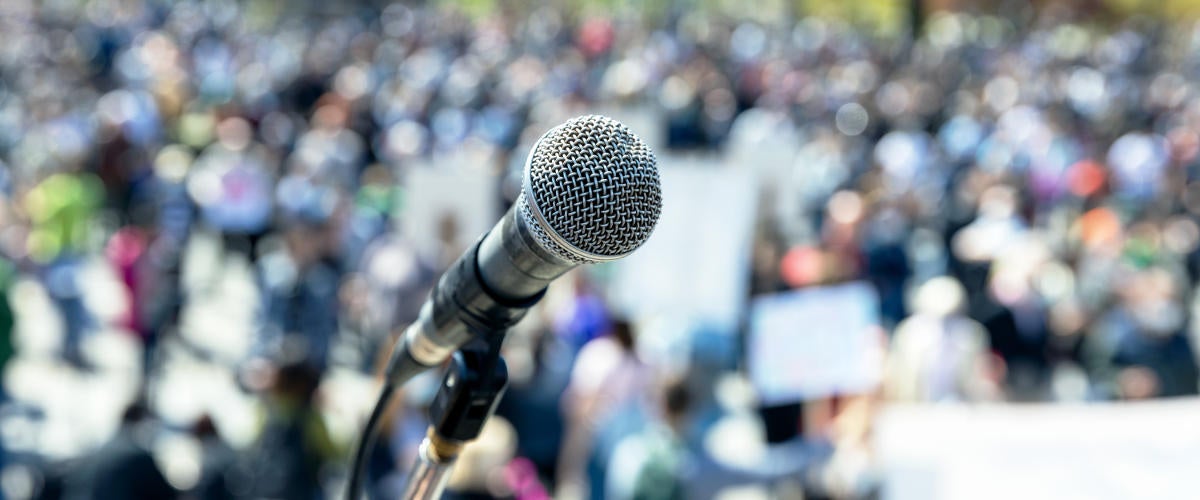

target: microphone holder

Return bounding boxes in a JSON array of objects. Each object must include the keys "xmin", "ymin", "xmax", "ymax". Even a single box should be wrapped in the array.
[
  {"xmin": 401, "ymin": 335, "xmax": 509, "ymax": 500},
  {"xmin": 351, "ymin": 236, "xmax": 530, "ymax": 500},
  {"xmin": 350, "ymin": 323, "xmax": 513, "ymax": 498}
]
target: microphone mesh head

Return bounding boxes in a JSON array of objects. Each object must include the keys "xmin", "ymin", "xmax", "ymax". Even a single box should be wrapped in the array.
[{"xmin": 519, "ymin": 115, "xmax": 662, "ymax": 263}]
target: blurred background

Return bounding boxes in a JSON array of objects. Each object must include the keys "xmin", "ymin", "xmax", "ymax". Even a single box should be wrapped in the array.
[{"xmin": 3, "ymin": 0, "xmax": 1200, "ymax": 499}]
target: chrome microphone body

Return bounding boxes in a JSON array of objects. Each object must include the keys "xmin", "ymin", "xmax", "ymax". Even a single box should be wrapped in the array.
[
  {"xmin": 387, "ymin": 207, "xmax": 574, "ymax": 383},
  {"xmin": 385, "ymin": 115, "xmax": 662, "ymax": 385}
]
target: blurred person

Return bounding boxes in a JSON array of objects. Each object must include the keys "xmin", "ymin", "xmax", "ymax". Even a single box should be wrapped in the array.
[
  {"xmin": 0, "ymin": 254, "xmax": 12, "ymax": 490},
  {"xmin": 188, "ymin": 117, "xmax": 275, "ymax": 262},
  {"xmin": 1107, "ymin": 130, "xmax": 1170, "ymax": 202},
  {"xmin": 188, "ymin": 415, "xmax": 237, "ymax": 500},
  {"xmin": 557, "ymin": 320, "xmax": 651, "ymax": 500},
  {"xmin": 948, "ymin": 186, "xmax": 1054, "ymax": 398},
  {"xmin": 434, "ymin": 212, "xmax": 467, "ymax": 272},
  {"xmin": 607, "ymin": 379, "xmax": 692, "ymax": 500},
  {"xmin": 750, "ymin": 228, "xmax": 786, "ymax": 295},
  {"xmin": 660, "ymin": 62, "xmax": 712, "ymax": 151},
  {"xmin": 256, "ymin": 218, "xmax": 343, "ymax": 371},
  {"xmin": 128, "ymin": 151, "xmax": 196, "ymax": 373},
  {"xmin": 1082, "ymin": 268, "xmax": 1199, "ymax": 399},
  {"xmin": 23, "ymin": 168, "xmax": 104, "ymax": 366},
  {"xmin": 885, "ymin": 276, "xmax": 999, "ymax": 402},
  {"xmin": 238, "ymin": 359, "xmax": 338, "ymax": 500},
  {"xmin": 293, "ymin": 102, "xmax": 367, "ymax": 191},
  {"xmin": 552, "ymin": 275, "xmax": 612, "ymax": 353},
  {"xmin": 101, "ymin": 141, "xmax": 195, "ymax": 375},
  {"xmin": 94, "ymin": 128, "xmax": 148, "ymax": 221},
  {"xmin": 340, "ymin": 165, "xmax": 399, "ymax": 272},
  {"xmin": 444, "ymin": 417, "xmax": 520, "ymax": 500},
  {"xmin": 860, "ymin": 207, "xmax": 913, "ymax": 328},
  {"xmin": 0, "ymin": 257, "xmax": 13, "ymax": 386},
  {"xmin": 495, "ymin": 325, "xmax": 570, "ymax": 489},
  {"xmin": 503, "ymin": 456, "xmax": 552, "ymax": 500},
  {"xmin": 105, "ymin": 226, "xmax": 153, "ymax": 361},
  {"xmin": 64, "ymin": 402, "xmax": 177, "ymax": 500},
  {"xmin": 351, "ymin": 229, "xmax": 435, "ymax": 369},
  {"xmin": 1113, "ymin": 365, "xmax": 1161, "ymax": 401}
]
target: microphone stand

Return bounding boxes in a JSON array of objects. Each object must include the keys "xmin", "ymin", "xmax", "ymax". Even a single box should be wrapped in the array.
[
  {"xmin": 400, "ymin": 335, "xmax": 509, "ymax": 500},
  {"xmin": 346, "ymin": 324, "xmax": 511, "ymax": 500},
  {"xmin": 347, "ymin": 235, "xmax": 534, "ymax": 500}
]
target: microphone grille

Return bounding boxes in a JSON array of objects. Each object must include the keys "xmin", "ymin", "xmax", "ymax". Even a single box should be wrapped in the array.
[{"xmin": 519, "ymin": 115, "xmax": 662, "ymax": 263}]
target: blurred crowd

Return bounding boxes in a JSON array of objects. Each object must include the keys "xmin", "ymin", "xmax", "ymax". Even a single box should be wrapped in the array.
[{"xmin": 2, "ymin": 0, "xmax": 1200, "ymax": 499}]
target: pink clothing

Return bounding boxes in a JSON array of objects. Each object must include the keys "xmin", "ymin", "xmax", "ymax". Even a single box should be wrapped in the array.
[{"xmin": 105, "ymin": 228, "xmax": 148, "ymax": 337}]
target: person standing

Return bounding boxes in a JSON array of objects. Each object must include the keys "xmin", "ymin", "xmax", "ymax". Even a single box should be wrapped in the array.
[{"xmin": 64, "ymin": 403, "xmax": 177, "ymax": 500}]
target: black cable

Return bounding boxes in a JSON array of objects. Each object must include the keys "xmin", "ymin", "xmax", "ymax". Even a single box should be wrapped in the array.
[{"xmin": 346, "ymin": 383, "xmax": 396, "ymax": 500}]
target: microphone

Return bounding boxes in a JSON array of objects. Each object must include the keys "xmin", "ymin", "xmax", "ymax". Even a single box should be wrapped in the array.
[{"xmin": 384, "ymin": 115, "xmax": 662, "ymax": 385}]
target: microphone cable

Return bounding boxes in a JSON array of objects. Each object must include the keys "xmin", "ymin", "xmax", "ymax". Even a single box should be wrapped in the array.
[{"xmin": 345, "ymin": 382, "xmax": 396, "ymax": 500}]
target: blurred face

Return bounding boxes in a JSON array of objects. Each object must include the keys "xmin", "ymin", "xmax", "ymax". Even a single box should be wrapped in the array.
[
  {"xmin": 286, "ymin": 225, "xmax": 324, "ymax": 264},
  {"xmin": 1116, "ymin": 366, "xmax": 1159, "ymax": 400}
]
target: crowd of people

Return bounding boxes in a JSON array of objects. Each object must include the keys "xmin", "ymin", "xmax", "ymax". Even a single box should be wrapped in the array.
[{"xmin": 1, "ymin": 0, "xmax": 1200, "ymax": 498}]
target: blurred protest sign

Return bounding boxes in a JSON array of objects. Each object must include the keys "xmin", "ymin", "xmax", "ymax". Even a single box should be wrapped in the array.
[
  {"xmin": 400, "ymin": 167, "xmax": 497, "ymax": 263},
  {"xmin": 748, "ymin": 282, "xmax": 884, "ymax": 404},
  {"xmin": 876, "ymin": 400, "xmax": 1200, "ymax": 500},
  {"xmin": 606, "ymin": 160, "xmax": 756, "ymax": 332}
]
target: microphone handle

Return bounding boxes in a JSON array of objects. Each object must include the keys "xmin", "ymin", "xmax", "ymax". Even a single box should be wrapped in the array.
[
  {"xmin": 477, "ymin": 205, "xmax": 577, "ymax": 302},
  {"xmin": 385, "ymin": 209, "xmax": 568, "ymax": 385}
]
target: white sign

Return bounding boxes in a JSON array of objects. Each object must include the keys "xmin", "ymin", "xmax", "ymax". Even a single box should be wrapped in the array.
[
  {"xmin": 876, "ymin": 400, "xmax": 1200, "ymax": 500},
  {"xmin": 400, "ymin": 167, "xmax": 497, "ymax": 264},
  {"xmin": 605, "ymin": 162, "xmax": 757, "ymax": 332},
  {"xmin": 748, "ymin": 282, "xmax": 884, "ymax": 404}
]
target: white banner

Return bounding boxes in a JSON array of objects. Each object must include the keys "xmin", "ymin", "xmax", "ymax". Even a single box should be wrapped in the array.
[
  {"xmin": 400, "ymin": 167, "xmax": 497, "ymax": 264},
  {"xmin": 605, "ymin": 161, "xmax": 757, "ymax": 332},
  {"xmin": 876, "ymin": 400, "xmax": 1200, "ymax": 500},
  {"xmin": 748, "ymin": 282, "xmax": 885, "ymax": 404}
]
